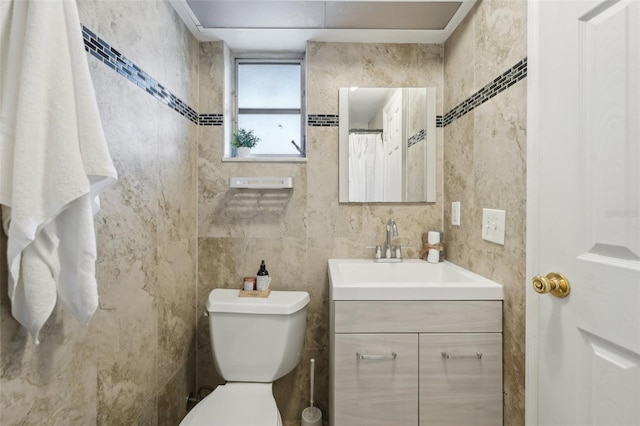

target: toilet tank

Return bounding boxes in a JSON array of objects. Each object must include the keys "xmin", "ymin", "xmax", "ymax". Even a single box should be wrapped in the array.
[{"xmin": 206, "ymin": 289, "xmax": 310, "ymax": 383}]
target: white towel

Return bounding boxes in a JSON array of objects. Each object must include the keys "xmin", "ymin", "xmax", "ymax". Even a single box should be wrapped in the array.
[{"xmin": 0, "ymin": 0, "xmax": 117, "ymax": 343}]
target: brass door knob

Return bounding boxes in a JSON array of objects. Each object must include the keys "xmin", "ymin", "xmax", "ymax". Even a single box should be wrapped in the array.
[{"xmin": 532, "ymin": 272, "xmax": 571, "ymax": 298}]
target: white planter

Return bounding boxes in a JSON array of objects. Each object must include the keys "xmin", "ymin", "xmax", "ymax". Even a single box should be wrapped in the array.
[{"xmin": 237, "ymin": 147, "xmax": 251, "ymax": 158}]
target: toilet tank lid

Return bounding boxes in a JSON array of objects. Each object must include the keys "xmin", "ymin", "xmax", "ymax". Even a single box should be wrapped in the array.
[{"xmin": 207, "ymin": 289, "xmax": 310, "ymax": 315}]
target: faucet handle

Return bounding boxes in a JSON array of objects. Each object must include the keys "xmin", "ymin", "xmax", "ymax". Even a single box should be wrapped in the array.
[
  {"xmin": 394, "ymin": 245, "xmax": 412, "ymax": 259},
  {"xmin": 366, "ymin": 245, "xmax": 382, "ymax": 259}
]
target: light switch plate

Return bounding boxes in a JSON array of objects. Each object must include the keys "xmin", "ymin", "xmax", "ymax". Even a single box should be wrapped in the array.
[
  {"xmin": 452, "ymin": 202, "xmax": 461, "ymax": 226},
  {"xmin": 482, "ymin": 208, "xmax": 506, "ymax": 245}
]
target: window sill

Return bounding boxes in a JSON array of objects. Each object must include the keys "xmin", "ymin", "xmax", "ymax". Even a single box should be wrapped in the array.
[{"xmin": 222, "ymin": 156, "xmax": 307, "ymax": 163}]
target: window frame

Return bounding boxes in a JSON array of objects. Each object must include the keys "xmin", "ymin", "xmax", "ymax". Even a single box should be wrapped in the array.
[{"xmin": 232, "ymin": 53, "xmax": 306, "ymax": 159}]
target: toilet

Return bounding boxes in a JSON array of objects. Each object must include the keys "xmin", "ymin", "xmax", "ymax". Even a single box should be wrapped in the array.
[{"xmin": 180, "ymin": 288, "xmax": 310, "ymax": 426}]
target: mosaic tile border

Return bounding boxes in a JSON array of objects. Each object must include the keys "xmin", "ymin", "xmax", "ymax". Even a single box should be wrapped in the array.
[
  {"xmin": 308, "ymin": 114, "xmax": 340, "ymax": 127},
  {"xmin": 83, "ymin": 24, "xmax": 525, "ymax": 131},
  {"xmin": 308, "ymin": 59, "xmax": 526, "ymax": 129},
  {"xmin": 441, "ymin": 57, "xmax": 527, "ymax": 127},
  {"xmin": 199, "ymin": 114, "xmax": 224, "ymax": 126},
  {"xmin": 82, "ymin": 25, "xmax": 220, "ymax": 126},
  {"xmin": 408, "ymin": 129, "xmax": 426, "ymax": 147}
]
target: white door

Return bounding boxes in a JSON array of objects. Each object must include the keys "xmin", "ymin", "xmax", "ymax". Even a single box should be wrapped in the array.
[
  {"xmin": 383, "ymin": 89, "xmax": 403, "ymax": 202},
  {"xmin": 527, "ymin": 1, "xmax": 640, "ymax": 425}
]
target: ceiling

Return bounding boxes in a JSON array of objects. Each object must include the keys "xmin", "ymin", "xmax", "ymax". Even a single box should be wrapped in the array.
[{"xmin": 169, "ymin": 0, "xmax": 477, "ymax": 51}]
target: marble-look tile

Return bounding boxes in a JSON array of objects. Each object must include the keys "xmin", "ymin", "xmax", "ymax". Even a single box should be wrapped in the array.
[
  {"xmin": 78, "ymin": 1, "xmax": 191, "ymax": 104},
  {"xmin": 306, "ymin": 42, "xmax": 444, "ymax": 114},
  {"xmin": 443, "ymin": 112, "xmax": 479, "ymax": 262},
  {"xmin": 94, "ymin": 248, "xmax": 158, "ymax": 426},
  {"xmin": 302, "ymin": 238, "xmax": 341, "ymax": 351},
  {"xmin": 158, "ymin": 239, "xmax": 196, "ymax": 386},
  {"xmin": 157, "ymin": 113, "xmax": 198, "ymax": 247},
  {"xmin": 90, "ymin": 62, "xmax": 160, "ymax": 261},
  {"xmin": 194, "ymin": 238, "xmax": 224, "ymax": 387},
  {"xmin": 474, "ymin": 0, "xmax": 528, "ymax": 92},
  {"xmin": 305, "ymin": 128, "xmax": 364, "ymax": 243},
  {"xmin": 197, "ymin": 117, "xmax": 308, "ymax": 238},
  {"xmin": 197, "ymin": 126, "xmax": 227, "ymax": 204},
  {"xmin": 0, "ymin": 303, "xmax": 97, "ymax": 425},
  {"xmin": 135, "ymin": 397, "xmax": 158, "ymax": 426},
  {"xmin": 198, "ymin": 42, "xmax": 226, "ymax": 113},
  {"xmin": 78, "ymin": 1, "xmax": 166, "ymax": 92},
  {"xmin": 198, "ymin": 237, "xmax": 307, "ymax": 295},
  {"xmin": 444, "ymin": 2, "xmax": 477, "ymax": 111},
  {"xmin": 473, "ymin": 80, "xmax": 527, "ymax": 261},
  {"xmin": 199, "ymin": 163, "xmax": 308, "ymax": 239},
  {"xmin": 158, "ymin": 351, "xmax": 196, "ymax": 426},
  {"xmin": 156, "ymin": 0, "xmax": 200, "ymax": 106}
]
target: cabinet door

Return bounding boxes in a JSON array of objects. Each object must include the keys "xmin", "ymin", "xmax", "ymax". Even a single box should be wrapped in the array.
[
  {"xmin": 419, "ymin": 333, "xmax": 503, "ymax": 426},
  {"xmin": 334, "ymin": 334, "xmax": 418, "ymax": 426}
]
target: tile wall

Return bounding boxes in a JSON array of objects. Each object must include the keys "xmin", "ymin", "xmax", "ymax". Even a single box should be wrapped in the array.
[
  {"xmin": 443, "ymin": 1, "xmax": 528, "ymax": 424},
  {"xmin": 0, "ymin": 1, "xmax": 199, "ymax": 424}
]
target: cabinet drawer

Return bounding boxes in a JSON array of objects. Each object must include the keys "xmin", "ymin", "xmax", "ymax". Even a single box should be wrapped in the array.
[
  {"xmin": 419, "ymin": 333, "xmax": 503, "ymax": 426},
  {"xmin": 334, "ymin": 334, "xmax": 418, "ymax": 426},
  {"xmin": 334, "ymin": 301, "xmax": 502, "ymax": 333}
]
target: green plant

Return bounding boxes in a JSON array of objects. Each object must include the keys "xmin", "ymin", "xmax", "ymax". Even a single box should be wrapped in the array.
[{"xmin": 231, "ymin": 128, "xmax": 261, "ymax": 148}]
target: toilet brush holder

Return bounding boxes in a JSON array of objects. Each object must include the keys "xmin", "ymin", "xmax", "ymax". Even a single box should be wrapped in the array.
[
  {"xmin": 301, "ymin": 358, "xmax": 322, "ymax": 426},
  {"xmin": 301, "ymin": 406, "xmax": 322, "ymax": 426}
]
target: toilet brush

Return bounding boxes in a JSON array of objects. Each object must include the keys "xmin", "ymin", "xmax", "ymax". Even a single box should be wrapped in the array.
[{"xmin": 301, "ymin": 358, "xmax": 322, "ymax": 426}]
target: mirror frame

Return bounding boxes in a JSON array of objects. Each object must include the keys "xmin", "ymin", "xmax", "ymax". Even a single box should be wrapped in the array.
[{"xmin": 338, "ymin": 87, "xmax": 437, "ymax": 203}]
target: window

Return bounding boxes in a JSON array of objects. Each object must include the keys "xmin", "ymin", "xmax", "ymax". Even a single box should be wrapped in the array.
[{"xmin": 233, "ymin": 56, "xmax": 305, "ymax": 158}]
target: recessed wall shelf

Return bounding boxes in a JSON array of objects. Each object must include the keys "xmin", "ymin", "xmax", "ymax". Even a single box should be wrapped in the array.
[{"xmin": 229, "ymin": 176, "xmax": 293, "ymax": 189}]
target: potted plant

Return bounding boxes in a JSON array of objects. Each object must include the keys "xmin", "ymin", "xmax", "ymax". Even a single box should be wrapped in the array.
[{"xmin": 232, "ymin": 128, "xmax": 260, "ymax": 158}]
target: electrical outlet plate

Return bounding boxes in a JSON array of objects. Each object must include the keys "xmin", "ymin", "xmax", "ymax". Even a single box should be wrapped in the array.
[
  {"xmin": 452, "ymin": 202, "xmax": 461, "ymax": 226},
  {"xmin": 482, "ymin": 208, "xmax": 506, "ymax": 245}
]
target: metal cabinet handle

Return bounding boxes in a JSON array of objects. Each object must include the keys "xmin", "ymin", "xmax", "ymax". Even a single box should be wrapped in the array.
[
  {"xmin": 357, "ymin": 352, "xmax": 397, "ymax": 360},
  {"xmin": 441, "ymin": 351, "xmax": 482, "ymax": 360}
]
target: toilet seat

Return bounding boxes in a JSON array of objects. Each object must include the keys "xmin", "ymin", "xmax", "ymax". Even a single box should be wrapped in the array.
[{"xmin": 179, "ymin": 383, "xmax": 282, "ymax": 426}]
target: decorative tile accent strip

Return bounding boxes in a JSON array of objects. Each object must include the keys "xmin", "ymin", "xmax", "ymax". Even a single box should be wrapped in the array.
[
  {"xmin": 407, "ymin": 129, "xmax": 426, "ymax": 147},
  {"xmin": 199, "ymin": 114, "xmax": 224, "ymax": 126},
  {"xmin": 442, "ymin": 57, "xmax": 527, "ymax": 127},
  {"xmin": 82, "ymin": 23, "xmax": 525, "ymax": 131},
  {"xmin": 81, "ymin": 25, "xmax": 209, "ymax": 125},
  {"xmin": 308, "ymin": 114, "xmax": 339, "ymax": 127}
]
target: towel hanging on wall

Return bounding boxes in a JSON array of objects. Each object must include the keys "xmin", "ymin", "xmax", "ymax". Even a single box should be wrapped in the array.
[{"xmin": 0, "ymin": 0, "xmax": 117, "ymax": 343}]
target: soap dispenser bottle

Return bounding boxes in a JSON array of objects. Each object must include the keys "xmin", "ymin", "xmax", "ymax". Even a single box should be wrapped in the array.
[{"xmin": 256, "ymin": 260, "xmax": 270, "ymax": 291}]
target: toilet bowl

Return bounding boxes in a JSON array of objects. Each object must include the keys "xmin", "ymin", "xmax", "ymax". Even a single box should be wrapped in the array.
[
  {"xmin": 180, "ymin": 289, "xmax": 310, "ymax": 426},
  {"xmin": 180, "ymin": 383, "xmax": 281, "ymax": 426}
]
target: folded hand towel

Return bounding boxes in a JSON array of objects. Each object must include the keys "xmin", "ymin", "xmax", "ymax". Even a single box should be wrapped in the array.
[{"xmin": 0, "ymin": 0, "xmax": 117, "ymax": 343}]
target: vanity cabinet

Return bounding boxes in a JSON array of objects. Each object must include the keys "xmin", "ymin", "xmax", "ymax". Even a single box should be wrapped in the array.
[{"xmin": 330, "ymin": 300, "xmax": 503, "ymax": 426}]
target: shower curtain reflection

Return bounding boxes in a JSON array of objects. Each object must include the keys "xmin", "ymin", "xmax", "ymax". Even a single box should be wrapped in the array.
[{"xmin": 348, "ymin": 133, "xmax": 383, "ymax": 202}]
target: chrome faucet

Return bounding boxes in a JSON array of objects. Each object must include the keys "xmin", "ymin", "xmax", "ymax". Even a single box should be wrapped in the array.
[
  {"xmin": 367, "ymin": 219, "xmax": 403, "ymax": 262},
  {"xmin": 385, "ymin": 219, "xmax": 399, "ymax": 259}
]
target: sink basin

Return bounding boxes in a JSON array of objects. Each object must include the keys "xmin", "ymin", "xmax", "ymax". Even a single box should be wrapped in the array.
[{"xmin": 328, "ymin": 259, "xmax": 503, "ymax": 300}]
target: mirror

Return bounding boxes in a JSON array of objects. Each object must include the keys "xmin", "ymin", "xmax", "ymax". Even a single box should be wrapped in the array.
[{"xmin": 338, "ymin": 87, "xmax": 436, "ymax": 203}]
